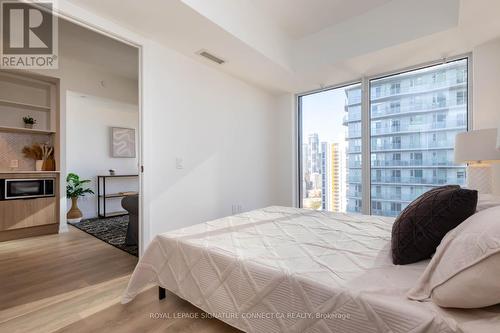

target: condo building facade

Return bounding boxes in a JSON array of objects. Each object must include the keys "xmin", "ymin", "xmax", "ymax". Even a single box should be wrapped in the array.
[{"xmin": 345, "ymin": 60, "xmax": 468, "ymax": 216}]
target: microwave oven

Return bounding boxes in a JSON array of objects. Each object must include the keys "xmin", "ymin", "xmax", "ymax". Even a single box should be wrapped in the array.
[{"xmin": 0, "ymin": 178, "xmax": 55, "ymax": 200}]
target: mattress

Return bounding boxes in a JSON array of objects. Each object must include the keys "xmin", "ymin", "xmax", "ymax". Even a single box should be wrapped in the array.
[{"xmin": 122, "ymin": 206, "xmax": 500, "ymax": 333}]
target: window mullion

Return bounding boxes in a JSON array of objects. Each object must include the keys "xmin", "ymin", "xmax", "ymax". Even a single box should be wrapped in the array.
[{"xmin": 361, "ymin": 77, "xmax": 371, "ymax": 215}]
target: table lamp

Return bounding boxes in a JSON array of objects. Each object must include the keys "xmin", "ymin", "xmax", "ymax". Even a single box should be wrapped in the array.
[
  {"xmin": 497, "ymin": 125, "xmax": 500, "ymax": 151},
  {"xmin": 455, "ymin": 128, "xmax": 500, "ymax": 194}
]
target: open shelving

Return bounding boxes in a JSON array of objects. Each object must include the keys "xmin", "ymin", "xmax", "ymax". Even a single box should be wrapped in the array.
[
  {"xmin": 0, "ymin": 125, "xmax": 56, "ymax": 135},
  {"xmin": 0, "ymin": 71, "xmax": 57, "ymax": 134},
  {"xmin": 0, "ymin": 98, "xmax": 51, "ymax": 112},
  {"xmin": 97, "ymin": 175, "xmax": 139, "ymax": 218}
]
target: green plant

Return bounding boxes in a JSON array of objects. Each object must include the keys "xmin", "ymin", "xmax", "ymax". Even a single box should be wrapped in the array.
[
  {"xmin": 22, "ymin": 116, "xmax": 36, "ymax": 125},
  {"xmin": 66, "ymin": 173, "xmax": 94, "ymax": 198}
]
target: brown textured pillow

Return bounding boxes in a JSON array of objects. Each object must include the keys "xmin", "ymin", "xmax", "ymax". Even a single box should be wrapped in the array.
[{"xmin": 391, "ymin": 185, "xmax": 478, "ymax": 265}]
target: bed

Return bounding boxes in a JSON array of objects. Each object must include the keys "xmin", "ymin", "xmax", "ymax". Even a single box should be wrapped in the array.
[{"xmin": 122, "ymin": 206, "xmax": 500, "ymax": 332}]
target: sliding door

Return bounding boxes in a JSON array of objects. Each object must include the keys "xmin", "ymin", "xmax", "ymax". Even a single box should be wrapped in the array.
[{"xmin": 298, "ymin": 57, "xmax": 469, "ymax": 217}]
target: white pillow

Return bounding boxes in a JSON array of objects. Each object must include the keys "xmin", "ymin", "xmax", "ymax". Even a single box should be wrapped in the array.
[
  {"xmin": 407, "ymin": 205, "xmax": 500, "ymax": 308},
  {"xmin": 476, "ymin": 194, "xmax": 500, "ymax": 212}
]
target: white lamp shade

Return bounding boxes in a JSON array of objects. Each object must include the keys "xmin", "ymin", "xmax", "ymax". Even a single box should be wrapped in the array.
[
  {"xmin": 497, "ymin": 125, "xmax": 500, "ymax": 151},
  {"xmin": 455, "ymin": 128, "xmax": 500, "ymax": 164}
]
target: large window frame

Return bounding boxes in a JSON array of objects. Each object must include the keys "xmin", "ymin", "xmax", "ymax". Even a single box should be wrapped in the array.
[{"xmin": 296, "ymin": 54, "xmax": 472, "ymax": 215}]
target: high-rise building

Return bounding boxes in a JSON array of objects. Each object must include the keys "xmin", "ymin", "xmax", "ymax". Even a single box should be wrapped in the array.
[
  {"xmin": 344, "ymin": 60, "xmax": 467, "ymax": 216},
  {"xmin": 320, "ymin": 142, "xmax": 329, "ymax": 210},
  {"xmin": 302, "ymin": 134, "xmax": 323, "ymax": 210},
  {"xmin": 330, "ymin": 143, "xmax": 346, "ymax": 212},
  {"xmin": 308, "ymin": 133, "xmax": 320, "ymax": 175},
  {"xmin": 320, "ymin": 142, "xmax": 346, "ymax": 212}
]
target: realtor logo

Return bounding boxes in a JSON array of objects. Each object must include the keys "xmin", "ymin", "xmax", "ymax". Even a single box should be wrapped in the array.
[{"xmin": 1, "ymin": 0, "xmax": 58, "ymax": 69}]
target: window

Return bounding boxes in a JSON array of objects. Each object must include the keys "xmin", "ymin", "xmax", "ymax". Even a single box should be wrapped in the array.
[
  {"xmin": 391, "ymin": 202, "xmax": 402, "ymax": 213},
  {"xmin": 369, "ymin": 58, "xmax": 468, "ymax": 216},
  {"xmin": 456, "ymin": 91, "xmax": 466, "ymax": 105},
  {"xmin": 372, "ymin": 201, "xmax": 382, "ymax": 212},
  {"xmin": 392, "ymin": 136, "xmax": 401, "ymax": 149},
  {"xmin": 432, "ymin": 93, "xmax": 447, "ymax": 108},
  {"xmin": 411, "ymin": 169, "xmax": 423, "ymax": 179},
  {"xmin": 390, "ymin": 101, "xmax": 400, "ymax": 113},
  {"xmin": 432, "ymin": 71, "xmax": 446, "ymax": 83},
  {"xmin": 391, "ymin": 119, "xmax": 400, "ymax": 132},
  {"xmin": 299, "ymin": 83, "xmax": 361, "ymax": 212},
  {"xmin": 299, "ymin": 58, "xmax": 468, "ymax": 217},
  {"xmin": 390, "ymin": 83, "xmax": 401, "ymax": 95},
  {"xmin": 411, "ymin": 152, "xmax": 423, "ymax": 160}
]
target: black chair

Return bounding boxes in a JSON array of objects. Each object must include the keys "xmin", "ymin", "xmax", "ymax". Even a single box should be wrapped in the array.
[{"xmin": 121, "ymin": 194, "xmax": 139, "ymax": 246}]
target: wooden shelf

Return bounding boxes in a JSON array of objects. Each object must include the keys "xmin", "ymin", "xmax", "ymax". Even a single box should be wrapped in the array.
[
  {"xmin": 99, "ymin": 191, "xmax": 138, "ymax": 199},
  {"xmin": 0, "ymin": 125, "xmax": 55, "ymax": 135},
  {"xmin": 0, "ymin": 98, "xmax": 51, "ymax": 112}
]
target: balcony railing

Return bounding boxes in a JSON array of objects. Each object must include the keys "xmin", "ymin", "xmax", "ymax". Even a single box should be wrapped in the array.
[
  {"xmin": 371, "ymin": 192, "xmax": 420, "ymax": 201},
  {"xmin": 347, "ymin": 206, "xmax": 362, "ymax": 213},
  {"xmin": 371, "ymin": 160, "xmax": 457, "ymax": 167},
  {"xmin": 348, "ymin": 175, "xmax": 361, "ymax": 183},
  {"xmin": 344, "ymin": 111, "xmax": 361, "ymax": 124},
  {"xmin": 372, "ymin": 209, "xmax": 401, "ymax": 217},
  {"xmin": 348, "ymin": 132, "xmax": 362, "ymax": 139},
  {"xmin": 371, "ymin": 176, "xmax": 453, "ymax": 185},
  {"xmin": 349, "ymin": 160, "xmax": 362, "ymax": 168},
  {"xmin": 370, "ymin": 122, "xmax": 463, "ymax": 135},
  {"xmin": 371, "ymin": 79, "xmax": 466, "ymax": 101},
  {"xmin": 371, "ymin": 142, "xmax": 454, "ymax": 151},
  {"xmin": 371, "ymin": 102, "xmax": 466, "ymax": 119}
]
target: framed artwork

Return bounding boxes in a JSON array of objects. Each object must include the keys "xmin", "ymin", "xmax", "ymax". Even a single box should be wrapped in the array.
[{"xmin": 111, "ymin": 127, "xmax": 136, "ymax": 158}]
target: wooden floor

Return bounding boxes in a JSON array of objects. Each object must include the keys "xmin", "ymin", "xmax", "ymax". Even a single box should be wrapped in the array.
[{"xmin": 0, "ymin": 226, "xmax": 240, "ymax": 333}]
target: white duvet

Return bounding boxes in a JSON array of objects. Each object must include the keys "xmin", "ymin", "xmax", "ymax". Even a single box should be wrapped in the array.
[{"xmin": 122, "ymin": 206, "xmax": 500, "ymax": 333}]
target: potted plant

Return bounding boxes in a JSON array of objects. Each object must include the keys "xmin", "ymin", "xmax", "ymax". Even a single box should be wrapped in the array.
[
  {"xmin": 22, "ymin": 116, "xmax": 36, "ymax": 129},
  {"xmin": 66, "ymin": 173, "xmax": 94, "ymax": 223}
]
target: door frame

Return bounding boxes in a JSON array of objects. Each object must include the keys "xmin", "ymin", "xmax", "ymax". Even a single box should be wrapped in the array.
[{"xmin": 47, "ymin": 6, "xmax": 146, "ymax": 255}]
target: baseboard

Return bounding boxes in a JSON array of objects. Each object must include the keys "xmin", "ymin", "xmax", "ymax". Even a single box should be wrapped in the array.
[{"xmin": 0, "ymin": 224, "xmax": 59, "ymax": 242}]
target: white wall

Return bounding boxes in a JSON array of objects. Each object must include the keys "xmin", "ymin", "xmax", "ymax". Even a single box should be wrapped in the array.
[
  {"xmin": 66, "ymin": 92, "xmax": 139, "ymax": 218},
  {"xmin": 473, "ymin": 37, "xmax": 500, "ymax": 194},
  {"xmin": 143, "ymin": 41, "xmax": 291, "ymax": 237},
  {"xmin": 55, "ymin": 1, "xmax": 295, "ymax": 253},
  {"xmin": 28, "ymin": 38, "xmax": 138, "ymax": 231},
  {"xmin": 272, "ymin": 93, "xmax": 296, "ymax": 206}
]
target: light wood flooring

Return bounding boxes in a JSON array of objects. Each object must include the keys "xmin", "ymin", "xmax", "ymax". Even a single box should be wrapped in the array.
[{"xmin": 0, "ymin": 226, "xmax": 240, "ymax": 333}]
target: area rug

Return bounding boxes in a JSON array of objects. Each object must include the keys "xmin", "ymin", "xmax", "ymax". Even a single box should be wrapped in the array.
[{"xmin": 69, "ymin": 215, "xmax": 138, "ymax": 257}]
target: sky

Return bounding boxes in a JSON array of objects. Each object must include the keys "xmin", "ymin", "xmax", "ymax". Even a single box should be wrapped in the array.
[{"xmin": 301, "ymin": 83, "xmax": 359, "ymax": 144}]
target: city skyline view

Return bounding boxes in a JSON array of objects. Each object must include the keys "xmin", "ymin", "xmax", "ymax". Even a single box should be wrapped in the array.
[{"xmin": 300, "ymin": 59, "xmax": 468, "ymax": 217}]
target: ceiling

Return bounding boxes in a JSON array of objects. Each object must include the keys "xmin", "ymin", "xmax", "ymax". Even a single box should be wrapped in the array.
[
  {"xmin": 59, "ymin": 18, "xmax": 138, "ymax": 80},
  {"xmin": 63, "ymin": 0, "xmax": 500, "ymax": 94},
  {"xmin": 252, "ymin": 0, "xmax": 392, "ymax": 39}
]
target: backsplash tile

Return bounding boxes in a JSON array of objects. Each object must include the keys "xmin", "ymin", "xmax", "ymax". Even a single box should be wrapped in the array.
[{"xmin": 0, "ymin": 133, "xmax": 52, "ymax": 171}]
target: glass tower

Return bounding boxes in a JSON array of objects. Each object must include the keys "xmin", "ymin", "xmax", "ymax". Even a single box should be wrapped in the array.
[{"xmin": 345, "ymin": 59, "xmax": 468, "ymax": 217}]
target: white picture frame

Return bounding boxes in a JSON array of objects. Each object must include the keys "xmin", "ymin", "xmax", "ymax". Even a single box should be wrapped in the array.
[{"xmin": 111, "ymin": 127, "xmax": 136, "ymax": 158}]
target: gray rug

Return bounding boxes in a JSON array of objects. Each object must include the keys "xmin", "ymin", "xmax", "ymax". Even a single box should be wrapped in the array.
[{"xmin": 69, "ymin": 215, "xmax": 138, "ymax": 257}]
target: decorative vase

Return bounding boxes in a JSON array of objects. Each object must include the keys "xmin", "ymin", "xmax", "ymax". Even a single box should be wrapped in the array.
[
  {"xmin": 24, "ymin": 123, "xmax": 33, "ymax": 129},
  {"xmin": 35, "ymin": 160, "xmax": 44, "ymax": 171},
  {"xmin": 42, "ymin": 159, "xmax": 55, "ymax": 171},
  {"xmin": 67, "ymin": 197, "xmax": 83, "ymax": 222}
]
